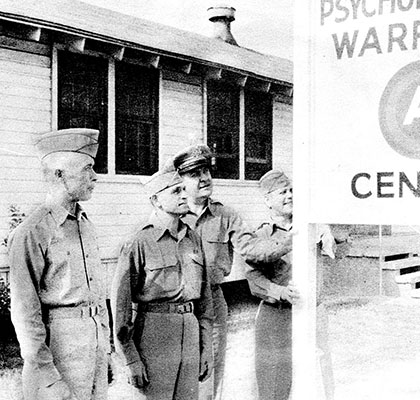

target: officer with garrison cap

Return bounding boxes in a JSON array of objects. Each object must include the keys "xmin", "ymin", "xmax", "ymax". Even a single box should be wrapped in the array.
[
  {"xmin": 111, "ymin": 164, "xmax": 213, "ymax": 400},
  {"xmin": 171, "ymin": 145, "xmax": 293, "ymax": 400},
  {"xmin": 245, "ymin": 169, "xmax": 299, "ymax": 400},
  {"xmin": 8, "ymin": 128, "xmax": 110, "ymax": 400}
]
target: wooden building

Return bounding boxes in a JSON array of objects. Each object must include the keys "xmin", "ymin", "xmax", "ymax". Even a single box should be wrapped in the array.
[{"xmin": 0, "ymin": 0, "xmax": 293, "ymax": 284}]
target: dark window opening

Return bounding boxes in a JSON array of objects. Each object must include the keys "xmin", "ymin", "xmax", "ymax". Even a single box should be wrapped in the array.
[
  {"xmin": 57, "ymin": 51, "xmax": 108, "ymax": 173},
  {"xmin": 207, "ymin": 81, "xmax": 240, "ymax": 180},
  {"xmin": 115, "ymin": 62, "xmax": 159, "ymax": 175},
  {"xmin": 245, "ymin": 91, "xmax": 273, "ymax": 180}
]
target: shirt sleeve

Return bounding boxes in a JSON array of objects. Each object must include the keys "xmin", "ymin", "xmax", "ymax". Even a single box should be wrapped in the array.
[
  {"xmin": 245, "ymin": 262, "xmax": 284, "ymax": 303},
  {"xmin": 227, "ymin": 209, "xmax": 292, "ymax": 264},
  {"xmin": 9, "ymin": 227, "xmax": 62, "ymax": 387},
  {"xmin": 111, "ymin": 241, "xmax": 142, "ymax": 366},
  {"xmin": 244, "ymin": 225, "xmax": 290, "ymax": 303}
]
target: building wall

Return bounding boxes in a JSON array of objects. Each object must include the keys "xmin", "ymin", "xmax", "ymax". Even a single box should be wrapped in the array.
[
  {"xmin": 0, "ymin": 45, "xmax": 294, "ymax": 285},
  {"xmin": 273, "ymin": 97, "xmax": 293, "ymax": 178},
  {"xmin": 0, "ymin": 47, "xmax": 51, "ymax": 279}
]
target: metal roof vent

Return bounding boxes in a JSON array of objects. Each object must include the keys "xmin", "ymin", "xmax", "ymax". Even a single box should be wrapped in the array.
[{"xmin": 207, "ymin": 5, "xmax": 238, "ymax": 46}]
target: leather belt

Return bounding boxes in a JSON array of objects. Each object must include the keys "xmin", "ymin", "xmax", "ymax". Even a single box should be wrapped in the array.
[
  {"xmin": 47, "ymin": 304, "xmax": 101, "ymax": 319},
  {"xmin": 142, "ymin": 301, "xmax": 194, "ymax": 314}
]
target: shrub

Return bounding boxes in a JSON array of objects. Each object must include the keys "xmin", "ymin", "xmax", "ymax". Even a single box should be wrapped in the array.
[
  {"xmin": 1, "ymin": 204, "xmax": 26, "ymax": 248},
  {"xmin": 0, "ymin": 205, "xmax": 25, "ymax": 343},
  {"xmin": 0, "ymin": 281, "xmax": 10, "ymax": 316}
]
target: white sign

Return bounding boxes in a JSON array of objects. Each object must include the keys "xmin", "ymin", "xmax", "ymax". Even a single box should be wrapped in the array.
[{"xmin": 311, "ymin": 0, "xmax": 420, "ymax": 224}]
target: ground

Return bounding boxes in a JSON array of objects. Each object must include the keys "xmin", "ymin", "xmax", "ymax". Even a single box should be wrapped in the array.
[{"xmin": 2, "ymin": 292, "xmax": 420, "ymax": 400}]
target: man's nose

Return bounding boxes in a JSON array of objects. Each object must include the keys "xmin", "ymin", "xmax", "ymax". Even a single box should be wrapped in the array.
[
  {"xmin": 199, "ymin": 170, "xmax": 209, "ymax": 180},
  {"xmin": 91, "ymin": 169, "xmax": 98, "ymax": 182}
]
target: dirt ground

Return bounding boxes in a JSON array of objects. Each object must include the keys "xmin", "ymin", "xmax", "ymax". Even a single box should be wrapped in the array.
[{"xmin": 3, "ymin": 293, "xmax": 420, "ymax": 400}]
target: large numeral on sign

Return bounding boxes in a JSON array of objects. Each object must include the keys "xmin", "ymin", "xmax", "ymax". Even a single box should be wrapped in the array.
[{"xmin": 403, "ymin": 86, "xmax": 420, "ymax": 125}]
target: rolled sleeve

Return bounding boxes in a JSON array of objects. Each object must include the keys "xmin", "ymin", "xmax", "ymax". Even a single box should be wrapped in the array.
[{"xmin": 245, "ymin": 264, "xmax": 283, "ymax": 303}]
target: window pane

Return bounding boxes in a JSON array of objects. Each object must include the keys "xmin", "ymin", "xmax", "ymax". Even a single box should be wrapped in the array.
[
  {"xmin": 115, "ymin": 62, "xmax": 159, "ymax": 175},
  {"xmin": 57, "ymin": 51, "xmax": 108, "ymax": 174},
  {"xmin": 245, "ymin": 91, "xmax": 273, "ymax": 180},
  {"xmin": 207, "ymin": 81, "xmax": 240, "ymax": 179}
]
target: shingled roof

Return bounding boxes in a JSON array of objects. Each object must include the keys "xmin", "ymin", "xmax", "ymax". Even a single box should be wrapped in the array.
[{"xmin": 0, "ymin": 0, "xmax": 293, "ymax": 86}]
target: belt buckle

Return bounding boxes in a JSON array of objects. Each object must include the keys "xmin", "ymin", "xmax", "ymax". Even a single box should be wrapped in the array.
[
  {"xmin": 176, "ymin": 303, "xmax": 190, "ymax": 314},
  {"xmin": 91, "ymin": 305, "xmax": 99, "ymax": 317},
  {"xmin": 81, "ymin": 305, "xmax": 98, "ymax": 318},
  {"xmin": 176, "ymin": 304, "xmax": 185, "ymax": 314}
]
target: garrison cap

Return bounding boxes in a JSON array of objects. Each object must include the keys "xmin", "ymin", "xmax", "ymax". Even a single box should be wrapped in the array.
[
  {"xmin": 173, "ymin": 144, "xmax": 212, "ymax": 174},
  {"xmin": 33, "ymin": 128, "xmax": 99, "ymax": 160},
  {"xmin": 259, "ymin": 169, "xmax": 291, "ymax": 195},
  {"xmin": 143, "ymin": 163, "xmax": 183, "ymax": 198}
]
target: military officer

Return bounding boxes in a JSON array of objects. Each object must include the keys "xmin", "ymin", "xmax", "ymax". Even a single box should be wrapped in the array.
[
  {"xmin": 171, "ymin": 145, "xmax": 292, "ymax": 400},
  {"xmin": 245, "ymin": 169, "xmax": 299, "ymax": 400},
  {"xmin": 8, "ymin": 128, "xmax": 110, "ymax": 400},
  {"xmin": 111, "ymin": 165, "xmax": 213, "ymax": 400}
]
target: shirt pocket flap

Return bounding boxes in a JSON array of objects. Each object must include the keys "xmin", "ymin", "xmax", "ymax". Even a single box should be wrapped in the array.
[
  {"xmin": 145, "ymin": 254, "xmax": 178, "ymax": 271},
  {"xmin": 206, "ymin": 230, "xmax": 229, "ymax": 244}
]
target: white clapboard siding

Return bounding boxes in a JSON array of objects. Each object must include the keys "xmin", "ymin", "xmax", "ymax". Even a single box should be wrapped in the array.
[
  {"xmin": 1, "ymin": 118, "xmax": 50, "ymax": 134},
  {"xmin": 273, "ymin": 100, "xmax": 293, "ymax": 178},
  {"xmin": 160, "ymin": 78, "xmax": 203, "ymax": 163},
  {"xmin": 0, "ymin": 48, "xmax": 51, "ymax": 265}
]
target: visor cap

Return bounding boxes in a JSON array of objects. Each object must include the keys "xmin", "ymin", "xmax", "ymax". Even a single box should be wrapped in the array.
[{"xmin": 173, "ymin": 144, "xmax": 212, "ymax": 174}]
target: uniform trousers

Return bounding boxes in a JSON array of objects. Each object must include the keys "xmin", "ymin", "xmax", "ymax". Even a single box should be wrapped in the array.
[
  {"xmin": 255, "ymin": 301, "xmax": 292, "ymax": 400},
  {"xmin": 23, "ymin": 308, "xmax": 108, "ymax": 400},
  {"xmin": 211, "ymin": 285, "xmax": 228, "ymax": 400},
  {"xmin": 136, "ymin": 311, "xmax": 200, "ymax": 400}
]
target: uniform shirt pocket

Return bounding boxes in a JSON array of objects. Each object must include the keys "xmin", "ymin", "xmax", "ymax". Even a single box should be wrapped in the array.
[
  {"xmin": 143, "ymin": 254, "xmax": 181, "ymax": 300},
  {"xmin": 205, "ymin": 231, "xmax": 232, "ymax": 280}
]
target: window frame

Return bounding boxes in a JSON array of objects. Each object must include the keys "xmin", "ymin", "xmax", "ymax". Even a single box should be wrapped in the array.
[
  {"xmin": 205, "ymin": 78, "xmax": 274, "ymax": 182},
  {"xmin": 52, "ymin": 45, "xmax": 161, "ymax": 181}
]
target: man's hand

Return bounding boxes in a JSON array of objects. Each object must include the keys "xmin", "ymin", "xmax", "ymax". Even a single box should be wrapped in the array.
[
  {"xmin": 317, "ymin": 224, "xmax": 337, "ymax": 259},
  {"xmin": 38, "ymin": 379, "xmax": 72, "ymax": 400},
  {"xmin": 199, "ymin": 350, "xmax": 213, "ymax": 383},
  {"xmin": 127, "ymin": 360, "xmax": 149, "ymax": 388},
  {"xmin": 280, "ymin": 281, "xmax": 300, "ymax": 305}
]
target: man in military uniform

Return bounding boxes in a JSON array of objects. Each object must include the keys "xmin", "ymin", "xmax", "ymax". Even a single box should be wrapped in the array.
[
  {"xmin": 8, "ymin": 128, "xmax": 110, "ymax": 400},
  {"xmin": 246, "ymin": 170, "xmax": 338, "ymax": 400},
  {"xmin": 111, "ymin": 165, "xmax": 213, "ymax": 400},
  {"xmin": 245, "ymin": 169, "xmax": 299, "ymax": 400},
  {"xmin": 171, "ymin": 145, "xmax": 292, "ymax": 400}
]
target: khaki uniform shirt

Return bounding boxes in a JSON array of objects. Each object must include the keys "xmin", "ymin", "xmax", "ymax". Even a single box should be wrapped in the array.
[
  {"xmin": 112, "ymin": 212, "xmax": 213, "ymax": 366},
  {"xmin": 8, "ymin": 201, "xmax": 108, "ymax": 386},
  {"xmin": 182, "ymin": 198, "xmax": 292, "ymax": 285},
  {"xmin": 245, "ymin": 221, "xmax": 293, "ymax": 304}
]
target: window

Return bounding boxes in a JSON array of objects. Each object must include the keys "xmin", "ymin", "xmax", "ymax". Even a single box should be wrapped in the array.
[
  {"xmin": 115, "ymin": 62, "xmax": 159, "ymax": 175},
  {"xmin": 207, "ymin": 81, "xmax": 240, "ymax": 179},
  {"xmin": 57, "ymin": 51, "xmax": 160, "ymax": 176},
  {"xmin": 206, "ymin": 80, "xmax": 273, "ymax": 181},
  {"xmin": 57, "ymin": 51, "xmax": 108, "ymax": 173},
  {"xmin": 245, "ymin": 91, "xmax": 273, "ymax": 180}
]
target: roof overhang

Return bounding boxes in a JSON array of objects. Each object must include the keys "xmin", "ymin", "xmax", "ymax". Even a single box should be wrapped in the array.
[{"xmin": 0, "ymin": 0, "xmax": 293, "ymax": 96}]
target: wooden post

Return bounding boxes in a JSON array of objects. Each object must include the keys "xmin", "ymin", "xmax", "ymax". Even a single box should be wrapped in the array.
[{"xmin": 292, "ymin": 1, "xmax": 319, "ymax": 398}]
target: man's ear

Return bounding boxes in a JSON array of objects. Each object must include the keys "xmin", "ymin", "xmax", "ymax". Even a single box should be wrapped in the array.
[
  {"xmin": 55, "ymin": 169, "xmax": 63, "ymax": 179},
  {"xmin": 150, "ymin": 194, "xmax": 159, "ymax": 208},
  {"xmin": 263, "ymin": 195, "xmax": 272, "ymax": 209}
]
